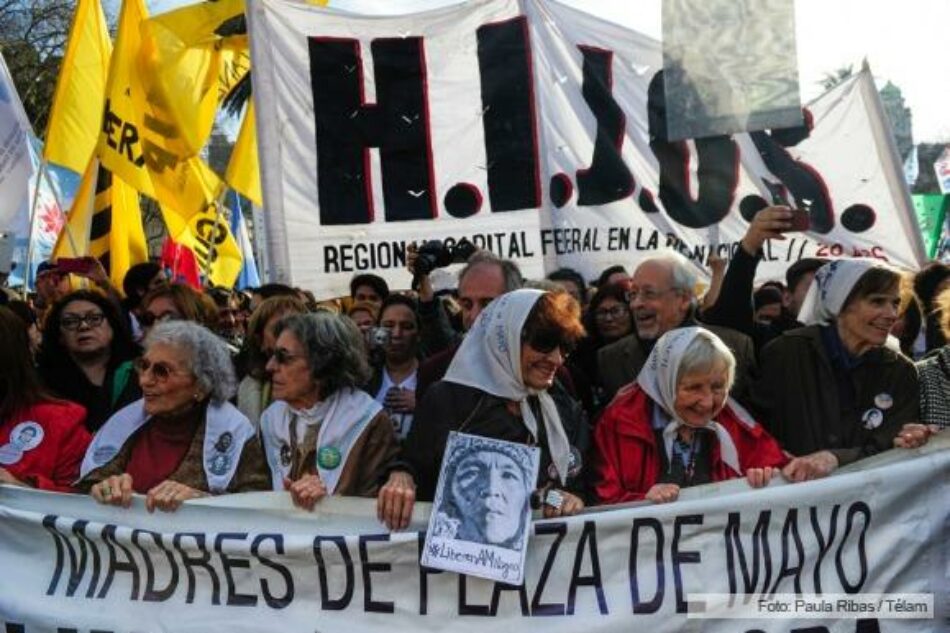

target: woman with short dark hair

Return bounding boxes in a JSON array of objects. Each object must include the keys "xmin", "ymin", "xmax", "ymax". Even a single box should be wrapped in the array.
[
  {"xmin": 0, "ymin": 307, "xmax": 90, "ymax": 491},
  {"xmin": 37, "ymin": 290, "xmax": 140, "ymax": 432},
  {"xmin": 752, "ymin": 260, "xmax": 929, "ymax": 481},
  {"xmin": 366, "ymin": 295, "xmax": 422, "ymax": 440},
  {"xmin": 259, "ymin": 312, "xmax": 399, "ymax": 510},
  {"xmin": 378, "ymin": 289, "xmax": 589, "ymax": 530}
]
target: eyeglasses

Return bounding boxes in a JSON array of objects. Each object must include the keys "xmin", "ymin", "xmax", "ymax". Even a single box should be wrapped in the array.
[
  {"xmin": 60, "ymin": 313, "xmax": 106, "ymax": 331},
  {"xmin": 133, "ymin": 357, "xmax": 188, "ymax": 382},
  {"xmin": 268, "ymin": 348, "xmax": 304, "ymax": 366},
  {"xmin": 626, "ymin": 287, "xmax": 678, "ymax": 303},
  {"xmin": 594, "ymin": 305, "xmax": 629, "ymax": 321},
  {"xmin": 524, "ymin": 331, "xmax": 575, "ymax": 356},
  {"xmin": 139, "ymin": 311, "xmax": 180, "ymax": 328}
]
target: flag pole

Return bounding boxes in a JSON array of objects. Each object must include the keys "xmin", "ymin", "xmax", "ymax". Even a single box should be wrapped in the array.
[{"xmin": 23, "ymin": 158, "xmax": 48, "ymax": 290}]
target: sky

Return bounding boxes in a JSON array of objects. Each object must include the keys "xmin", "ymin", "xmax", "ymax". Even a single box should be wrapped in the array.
[{"xmin": 149, "ymin": 0, "xmax": 950, "ymax": 143}]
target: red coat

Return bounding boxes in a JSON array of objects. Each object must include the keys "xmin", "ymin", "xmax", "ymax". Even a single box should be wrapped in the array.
[
  {"xmin": 592, "ymin": 385, "xmax": 789, "ymax": 504},
  {"xmin": 1, "ymin": 401, "xmax": 90, "ymax": 492}
]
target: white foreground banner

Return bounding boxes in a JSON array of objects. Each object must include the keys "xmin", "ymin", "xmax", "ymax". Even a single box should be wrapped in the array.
[
  {"xmin": 248, "ymin": 0, "xmax": 925, "ymax": 298},
  {"xmin": 1, "ymin": 436, "xmax": 947, "ymax": 632}
]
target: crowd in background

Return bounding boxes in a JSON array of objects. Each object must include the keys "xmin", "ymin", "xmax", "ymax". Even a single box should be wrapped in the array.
[{"xmin": 0, "ymin": 205, "xmax": 945, "ymax": 529}]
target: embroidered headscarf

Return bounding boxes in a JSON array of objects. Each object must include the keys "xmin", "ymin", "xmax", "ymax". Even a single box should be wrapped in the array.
[
  {"xmin": 443, "ymin": 290, "xmax": 572, "ymax": 485},
  {"xmin": 797, "ymin": 259, "xmax": 882, "ymax": 325}
]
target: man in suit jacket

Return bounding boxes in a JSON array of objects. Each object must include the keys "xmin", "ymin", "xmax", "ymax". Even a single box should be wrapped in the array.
[{"xmin": 598, "ymin": 253, "xmax": 757, "ymax": 404}]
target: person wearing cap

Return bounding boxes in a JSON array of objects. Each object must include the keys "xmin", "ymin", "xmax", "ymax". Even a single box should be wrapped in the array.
[
  {"xmin": 34, "ymin": 261, "xmax": 71, "ymax": 312},
  {"xmin": 750, "ymin": 260, "xmax": 931, "ymax": 480},
  {"xmin": 377, "ymin": 289, "xmax": 589, "ymax": 531},
  {"xmin": 592, "ymin": 328, "xmax": 789, "ymax": 504}
]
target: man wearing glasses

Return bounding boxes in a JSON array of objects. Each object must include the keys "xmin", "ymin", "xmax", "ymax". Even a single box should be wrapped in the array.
[{"xmin": 597, "ymin": 253, "xmax": 756, "ymax": 403}]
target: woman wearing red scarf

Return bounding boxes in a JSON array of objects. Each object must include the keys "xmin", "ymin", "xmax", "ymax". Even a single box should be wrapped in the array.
[
  {"xmin": 0, "ymin": 307, "xmax": 90, "ymax": 491},
  {"xmin": 592, "ymin": 327, "xmax": 788, "ymax": 504}
]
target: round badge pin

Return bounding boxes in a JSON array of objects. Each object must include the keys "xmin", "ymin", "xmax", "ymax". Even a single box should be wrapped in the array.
[
  {"xmin": 279, "ymin": 443, "xmax": 292, "ymax": 467},
  {"xmin": 861, "ymin": 408, "xmax": 884, "ymax": 430},
  {"xmin": 9, "ymin": 422, "xmax": 44, "ymax": 451},
  {"xmin": 317, "ymin": 446, "xmax": 342, "ymax": 470},
  {"xmin": 209, "ymin": 453, "xmax": 232, "ymax": 476},
  {"xmin": 0, "ymin": 445, "xmax": 23, "ymax": 465},
  {"xmin": 874, "ymin": 393, "xmax": 893, "ymax": 410}
]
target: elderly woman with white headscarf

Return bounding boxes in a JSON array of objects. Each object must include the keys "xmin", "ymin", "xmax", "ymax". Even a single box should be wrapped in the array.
[
  {"xmin": 592, "ymin": 327, "xmax": 789, "ymax": 504},
  {"xmin": 377, "ymin": 289, "xmax": 589, "ymax": 531},
  {"xmin": 751, "ymin": 259, "xmax": 932, "ymax": 482}
]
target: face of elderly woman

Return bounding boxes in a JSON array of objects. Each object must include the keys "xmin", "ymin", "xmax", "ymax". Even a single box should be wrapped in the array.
[
  {"xmin": 674, "ymin": 362, "xmax": 729, "ymax": 428},
  {"xmin": 451, "ymin": 450, "xmax": 529, "ymax": 545},
  {"xmin": 267, "ymin": 330, "xmax": 320, "ymax": 409},
  {"xmin": 837, "ymin": 290, "xmax": 900, "ymax": 354},
  {"xmin": 520, "ymin": 340, "xmax": 566, "ymax": 390},
  {"xmin": 137, "ymin": 342, "xmax": 200, "ymax": 417}
]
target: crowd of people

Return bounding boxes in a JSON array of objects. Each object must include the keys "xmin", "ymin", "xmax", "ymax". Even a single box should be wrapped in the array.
[{"xmin": 0, "ymin": 206, "xmax": 945, "ymax": 536}]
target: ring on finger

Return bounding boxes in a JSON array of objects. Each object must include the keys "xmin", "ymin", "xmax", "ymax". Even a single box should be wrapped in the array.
[{"xmin": 101, "ymin": 484, "xmax": 111, "ymax": 497}]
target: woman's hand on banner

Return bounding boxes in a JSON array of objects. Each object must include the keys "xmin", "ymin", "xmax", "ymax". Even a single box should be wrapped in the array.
[
  {"xmin": 745, "ymin": 466, "xmax": 775, "ymax": 488},
  {"xmin": 377, "ymin": 470, "xmax": 416, "ymax": 530},
  {"xmin": 285, "ymin": 474, "xmax": 327, "ymax": 511},
  {"xmin": 145, "ymin": 480, "xmax": 207, "ymax": 513},
  {"xmin": 541, "ymin": 489, "xmax": 584, "ymax": 518},
  {"xmin": 781, "ymin": 450, "xmax": 838, "ymax": 482},
  {"xmin": 893, "ymin": 423, "xmax": 939, "ymax": 449},
  {"xmin": 91, "ymin": 473, "xmax": 134, "ymax": 508},
  {"xmin": 645, "ymin": 483, "xmax": 680, "ymax": 504}
]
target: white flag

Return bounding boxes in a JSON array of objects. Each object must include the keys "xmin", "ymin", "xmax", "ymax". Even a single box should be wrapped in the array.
[{"xmin": 0, "ymin": 51, "xmax": 35, "ymax": 230}]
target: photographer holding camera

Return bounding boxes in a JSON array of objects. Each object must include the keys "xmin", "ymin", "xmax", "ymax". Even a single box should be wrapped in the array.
[
  {"xmin": 365, "ymin": 295, "xmax": 422, "ymax": 440},
  {"xmin": 407, "ymin": 242, "xmax": 524, "ymax": 398}
]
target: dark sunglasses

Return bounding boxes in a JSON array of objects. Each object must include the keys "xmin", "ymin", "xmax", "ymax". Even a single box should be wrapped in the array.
[
  {"xmin": 133, "ymin": 357, "xmax": 185, "ymax": 381},
  {"xmin": 524, "ymin": 330, "xmax": 575, "ymax": 356},
  {"xmin": 139, "ymin": 311, "xmax": 179, "ymax": 328},
  {"xmin": 268, "ymin": 348, "xmax": 304, "ymax": 366}
]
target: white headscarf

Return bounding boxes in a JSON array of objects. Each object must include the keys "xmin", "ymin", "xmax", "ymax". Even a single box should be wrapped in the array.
[
  {"xmin": 797, "ymin": 259, "xmax": 881, "ymax": 326},
  {"xmin": 443, "ymin": 289, "xmax": 573, "ymax": 485},
  {"xmin": 636, "ymin": 327, "xmax": 741, "ymax": 474}
]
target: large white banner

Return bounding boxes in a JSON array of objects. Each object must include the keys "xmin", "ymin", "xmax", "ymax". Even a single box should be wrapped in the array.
[
  {"xmin": 0, "ymin": 51, "xmax": 35, "ymax": 234},
  {"xmin": 1, "ymin": 437, "xmax": 947, "ymax": 632},
  {"xmin": 248, "ymin": 0, "xmax": 926, "ymax": 298}
]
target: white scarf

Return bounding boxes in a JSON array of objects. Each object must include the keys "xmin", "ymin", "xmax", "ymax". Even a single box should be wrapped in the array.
[
  {"xmin": 797, "ymin": 259, "xmax": 880, "ymax": 326},
  {"xmin": 259, "ymin": 387, "xmax": 382, "ymax": 494},
  {"xmin": 80, "ymin": 399, "xmax": 256, "ymax": 493},
  {"xmin": 443, "ymin": 289, "xmax": 572, "ymax": 485},
  {"xmin": 637, "ymin": 327, "xmax": 741, "ymax": 475}
]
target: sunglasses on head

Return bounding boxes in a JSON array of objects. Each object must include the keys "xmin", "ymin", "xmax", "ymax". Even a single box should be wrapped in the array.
[{"xmin": 524, "ymin": 330, "xmax": 575, "ymax": 356}]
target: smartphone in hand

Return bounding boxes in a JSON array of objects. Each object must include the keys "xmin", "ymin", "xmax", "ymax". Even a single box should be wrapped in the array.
[
  {"xmin": 56, "ymin": 256, "xmax": 96, "ymax": 275},
  {"xmin": 787, "ymin": 208, "xmax": 811, "ymax": 232}
]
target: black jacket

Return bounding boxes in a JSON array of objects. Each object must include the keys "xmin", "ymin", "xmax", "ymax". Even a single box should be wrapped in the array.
[
  {"xmin": 749, "ymin": 325, "xmax": 919, "ymax": 466},
  {"xmin": 397, "ymin": 380, "xmax": 589, "ymax": 503}
]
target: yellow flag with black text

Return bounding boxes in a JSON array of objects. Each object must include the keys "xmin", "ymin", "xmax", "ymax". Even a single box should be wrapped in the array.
[
  {"xmin": 43, "ymin": 0, "xmax": 112, "ymax": 173},
  {"xmin": 225, "ymin": 103, "xmax": 261, "ymax": 206},
  {"xmin": 144, "ymin": 0, "xmax": 251, "ymax": 156},
  {"xmin": 53, "ymin": 158, "xmax": 148, "ymax": 290}
]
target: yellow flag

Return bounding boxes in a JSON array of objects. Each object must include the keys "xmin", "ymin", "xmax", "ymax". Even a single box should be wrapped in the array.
[
  {"xmin": 43, "ymin": 0, "xmax": 112, "ymax": 173},
  {"xmin": 97, "ymin": 0, "xmax": 224, "ymax": 219},
  {"xmin": 225, "ymin": 103, "xmax": 261, "ymax": 206},
  {"xmin": 53, "ymin": 158, "xmax": 149, "ymax": 290},
  {"xmin": 160, "ymin": 197, "xmax": 244, "ymax": 289},
  {"xmin": 145, "ymin": 0, "xmax": 251, "ymax": 155}
]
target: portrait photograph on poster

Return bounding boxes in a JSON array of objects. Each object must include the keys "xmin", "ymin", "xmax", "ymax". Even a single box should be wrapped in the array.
[{"xmin": 421, "ymin": 432, "xmax": 540, "ymax": 584}]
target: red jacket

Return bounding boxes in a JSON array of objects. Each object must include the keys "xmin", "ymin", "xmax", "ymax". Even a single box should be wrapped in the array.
[
  {"xmin": 592, "ymin": 385, "xmax": 789, "ymax": 504},
  {"xmin": 1, "ymin": 401, "xmax": 90, "ymax": 492}
]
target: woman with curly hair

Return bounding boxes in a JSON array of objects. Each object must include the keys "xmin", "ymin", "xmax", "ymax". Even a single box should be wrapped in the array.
[
  {"xmin": 259, "ymin": 312, "xmax": 399, "ymax": 510},
  {"xmin": 79, "ymin": 321, "xmax": 269, "ymax": 512},
  {"xmin": 37, "ymin": 290, "xmax": 140, "ymax": 432}
]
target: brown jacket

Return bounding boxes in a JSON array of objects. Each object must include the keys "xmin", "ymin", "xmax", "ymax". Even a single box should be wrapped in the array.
[
  {"xmin": 78, "ymin": 409, "xmax": 270, "ymax": 494},
  {"xmin": 285, "ymin": 410, "xmax": 399, "ymax": 497},
  {"xmin": 597, "ymin": 322, "xmax": 757, "ymax": 404}
]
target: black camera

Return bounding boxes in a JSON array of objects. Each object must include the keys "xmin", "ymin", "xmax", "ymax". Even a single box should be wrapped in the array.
[{"xmin": 414, "ymin": 238, "xmax": 478, "ymax": 277}]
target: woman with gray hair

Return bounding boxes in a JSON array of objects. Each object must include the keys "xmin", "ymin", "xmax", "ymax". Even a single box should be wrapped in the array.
[
  {"xmin": 259, "ymin": 312, "xmax": 399, "ymax": 510},
  {"xmin": 79, "ymin": 321, "xmax": 269, "ymax": 512},
  {"xmin": 592, "ymin": 327, "xmax": 789, "ymax": 504}
]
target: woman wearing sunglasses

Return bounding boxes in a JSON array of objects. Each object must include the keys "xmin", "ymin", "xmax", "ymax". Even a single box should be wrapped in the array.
[
  {"xmin": 79, "ymin": 321, "xmax": 269, "ymax": 512},
  {"xmin": 38, "ymin": 291, "xmax": 141, "ymax": 433},
  {"xmin": 258, "ymin": 312, "xmax": 400, "ymax": 511},
  {"xmin": 378, "ymin": 289, "xmax": 590, "ymax": 531}
]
